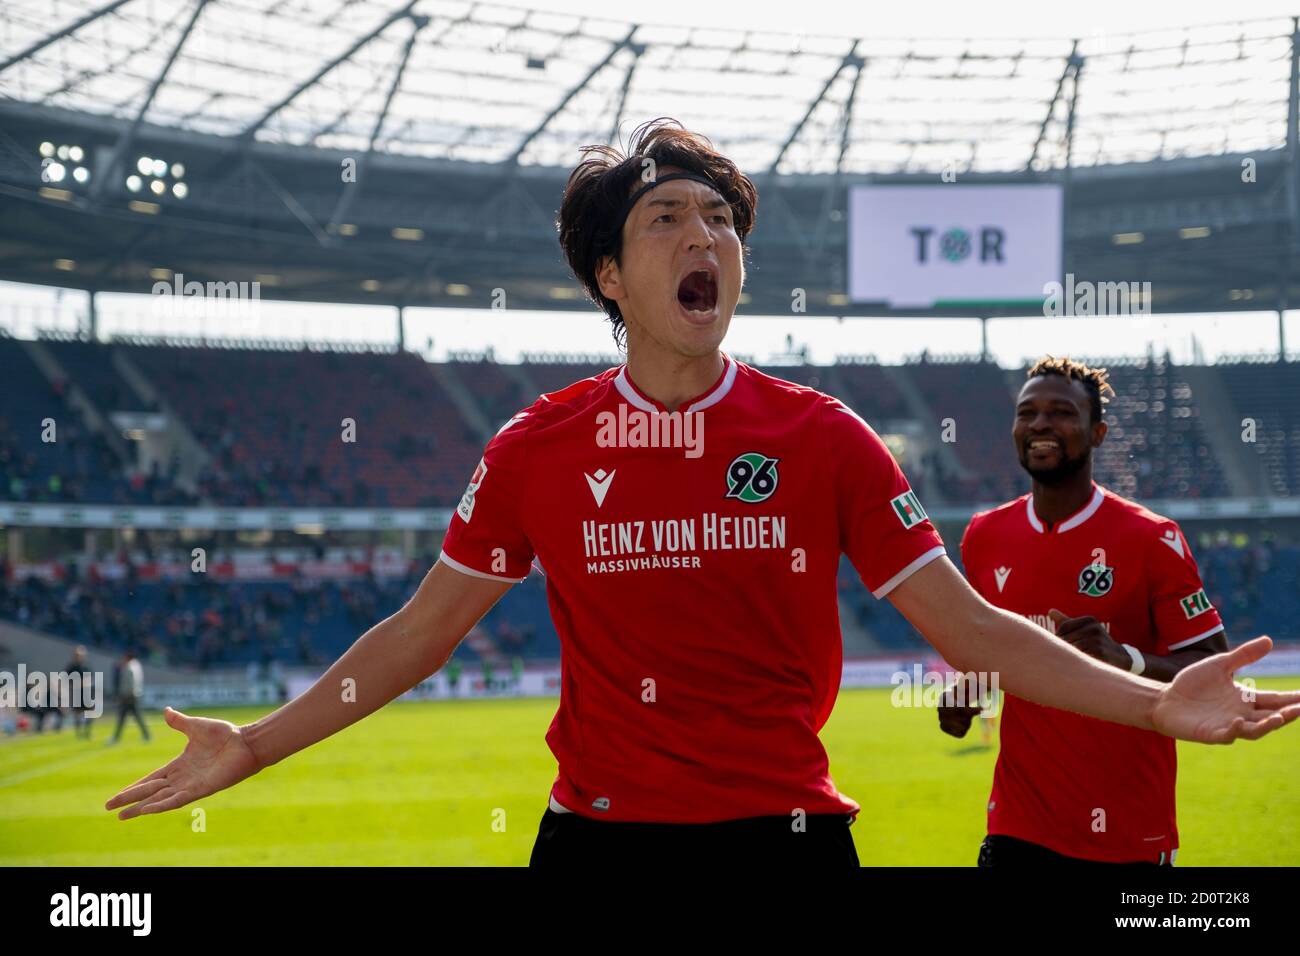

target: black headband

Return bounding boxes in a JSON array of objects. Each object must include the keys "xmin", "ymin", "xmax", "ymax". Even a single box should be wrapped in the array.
[{"xmin": 614, "ymin": 171, "xmax": 728, "ymax": 235}]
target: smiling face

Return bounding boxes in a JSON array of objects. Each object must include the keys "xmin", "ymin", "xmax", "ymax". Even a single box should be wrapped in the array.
[
  {"xmin": 594, "ymin": 169, "xmax": 743, "ymax": 359},
  {"xmin": 1014, "ymin": 374, "xmax": 1107, "ymax": 485}
]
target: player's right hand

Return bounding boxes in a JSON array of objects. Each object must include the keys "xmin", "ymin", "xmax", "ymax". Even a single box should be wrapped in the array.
[
  {"xmin": 937, "ymin": 686, "xmax": 983, "ymax": 738},
  {"xmin": 104, "ymin": 707, "xmax": 260, "ymax": 820}
]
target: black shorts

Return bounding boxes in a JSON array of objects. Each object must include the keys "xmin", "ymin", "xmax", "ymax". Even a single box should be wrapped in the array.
[
  {"xmin": 529, "ymin": 808, "xmax": 860, "ymax": 870},
  {"xmin": 978, "ymin": 834, "xmax": 1174, "ymax": 867}
]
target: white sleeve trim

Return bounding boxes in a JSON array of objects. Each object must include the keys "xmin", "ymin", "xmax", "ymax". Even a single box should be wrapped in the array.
[
  {"xmin": 871, "ymin": 544, "xmax": 947, "ymax": 599},
  {"xmin": 437, "ymin": 550, "xmax": 527, "ymax": 584},
  {"xmin": 1165, "ymin": 623, "xmax": 1225, "ymax": 652}
]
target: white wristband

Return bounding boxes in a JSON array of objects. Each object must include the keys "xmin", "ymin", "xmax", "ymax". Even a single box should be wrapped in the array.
[{"xmin": 1121, "ymin": 643, "xmax": 1145, "ymax": 675}]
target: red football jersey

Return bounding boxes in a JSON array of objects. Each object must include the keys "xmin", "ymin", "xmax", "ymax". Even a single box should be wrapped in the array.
[
  {"xmin": 961, "ymin": 483, "xmax": 1225, "ymax": 862},
  {"xmin": 440, "ymin": 355, "xmax": 946, "ymax": 823}
]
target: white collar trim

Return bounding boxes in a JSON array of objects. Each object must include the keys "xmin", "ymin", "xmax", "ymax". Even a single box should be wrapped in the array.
[
  {"xmin": 1027, "ymin": 485, "xmax": 1105, "ymax": 534},
  {"xmin": 613, "ymin": 356, "xmax": 736, "ymax": 415},
  {"xmin": 1025, "ymin": 495, "xmax": 1044, "ymax": 533},
  {"xmin": 613, "ymin": 367, "xmax": 656, "ymax": 412},
  {"xmin": 687, "ymin": 358, "xmax": 737, "ymax": 413}
]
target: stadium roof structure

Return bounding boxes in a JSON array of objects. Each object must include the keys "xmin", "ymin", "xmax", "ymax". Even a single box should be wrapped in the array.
[{"xmin": 1, "ymin": 1, "xmax": 1300, "ymax": 321}]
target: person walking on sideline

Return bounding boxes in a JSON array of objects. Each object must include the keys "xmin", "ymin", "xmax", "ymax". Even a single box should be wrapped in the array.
[{"xmin": 111, "ymin": 650, "xmax": 151, "ymax": 744}]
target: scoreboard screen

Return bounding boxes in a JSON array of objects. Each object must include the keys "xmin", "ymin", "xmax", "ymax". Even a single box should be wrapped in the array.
[{"xmin": 848, "ymin": 184, "xmax": 1063, "ymax": 309}]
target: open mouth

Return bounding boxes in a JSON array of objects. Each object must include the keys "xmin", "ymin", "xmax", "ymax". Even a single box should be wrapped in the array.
[
  {"xmin": 676, "ymin": 268, "xmax": 718, "ymax": 315},
  {"xmin": 1026, "ymin": 438, "xmax": 1062, "ymax": 457}
]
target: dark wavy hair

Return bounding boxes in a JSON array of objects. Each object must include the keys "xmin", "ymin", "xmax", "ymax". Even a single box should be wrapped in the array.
[
  {"xmin": 1027, "ymin": 355, "xmax": 1114, "ymax": 424},
  {"xmin": 556, "ymin": 117, "xmax": 758, "ymax": 348}
]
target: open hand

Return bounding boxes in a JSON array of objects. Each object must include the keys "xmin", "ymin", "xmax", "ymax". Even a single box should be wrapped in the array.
[
  {"xmin": 1153, "ymin": 637, "xmax": 1300, "ymax": 743},
  {"xmin": 105, "ymin": 707, "xmax": 260, "ymax": 820}
]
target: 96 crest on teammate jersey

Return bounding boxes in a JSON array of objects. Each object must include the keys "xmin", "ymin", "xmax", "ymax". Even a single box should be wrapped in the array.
[{"xmin": 1077, "ymin": 561, "xmax": 1115, "ymax": 597}]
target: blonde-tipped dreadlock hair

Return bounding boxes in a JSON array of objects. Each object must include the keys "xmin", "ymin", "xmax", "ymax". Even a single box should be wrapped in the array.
[{"xmin": 1026, "ymin": 356, "xmax": 1115, "ymax": 425}]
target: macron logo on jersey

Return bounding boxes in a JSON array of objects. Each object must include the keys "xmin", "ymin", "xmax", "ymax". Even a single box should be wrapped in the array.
[
  {"xmin": 1159, "ymin": 528, "xmax": 1185, "ymax": 558},
  {"xmin": 994, "ymin": 567, "xmax": 1012, "ymax": 592},
  {"xmin": 585, "ymin": 468, "xmax": 616, "ymax": 508}
]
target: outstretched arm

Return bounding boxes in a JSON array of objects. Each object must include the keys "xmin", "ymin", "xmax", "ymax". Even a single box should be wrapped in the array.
[
  {"xmin": 105, "ymin": 561, "xmax": 511, "ymax": 819},
  {"xmin": 891, "ymin": 556, "xmax": 1300, "ymax": 743}
]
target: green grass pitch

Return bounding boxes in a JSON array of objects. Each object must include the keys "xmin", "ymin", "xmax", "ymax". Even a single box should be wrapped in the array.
[{"xmin": 2, "ymin": 681, "xmax": 1298, "ymax": 866}]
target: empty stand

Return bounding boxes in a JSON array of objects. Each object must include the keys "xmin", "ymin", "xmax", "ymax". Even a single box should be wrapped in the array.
[{"xmin": 126, "ymin": 344, "xmax": 483, "ymax": 507}]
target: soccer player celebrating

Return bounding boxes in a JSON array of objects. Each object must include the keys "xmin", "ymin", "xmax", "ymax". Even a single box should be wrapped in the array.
[
  {"xmin": 940, "ymin": 356, "xmax": 1229, "ymax": 866},
  {"xmin": 106, "ymin": 120, "xmax": 1300, "ymax": 869}
]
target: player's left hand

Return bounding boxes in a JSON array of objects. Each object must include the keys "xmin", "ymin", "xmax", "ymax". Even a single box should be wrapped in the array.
[
  {"xmin": 1048, "ymin": 609, "xmax": 1129, "ymax": 670},
  {"xmin": 1152, "ymin": 636, "xmax": 1300, "ymax": 743}
]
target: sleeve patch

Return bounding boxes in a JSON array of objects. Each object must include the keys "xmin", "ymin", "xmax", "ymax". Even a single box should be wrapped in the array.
[
  {"xmin": 456, "ymin": 458, "xmax": 487, "ymax": 523},
  {"xmin": 1180, "ymin": 588, "xmax": 1213, "ymax": 619},
  {"xmin": 890, "ymin": 490, "xmax": 928, "ymax": 529}
]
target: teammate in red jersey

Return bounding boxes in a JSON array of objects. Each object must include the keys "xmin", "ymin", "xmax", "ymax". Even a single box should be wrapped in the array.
[
  {"xmin": 105, "ymin": 120, "xmax": 1300, "ymax": 870},
  {"xmin": 942, "ymin": 356, "xmax": 1229, "ymax": 865}
]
